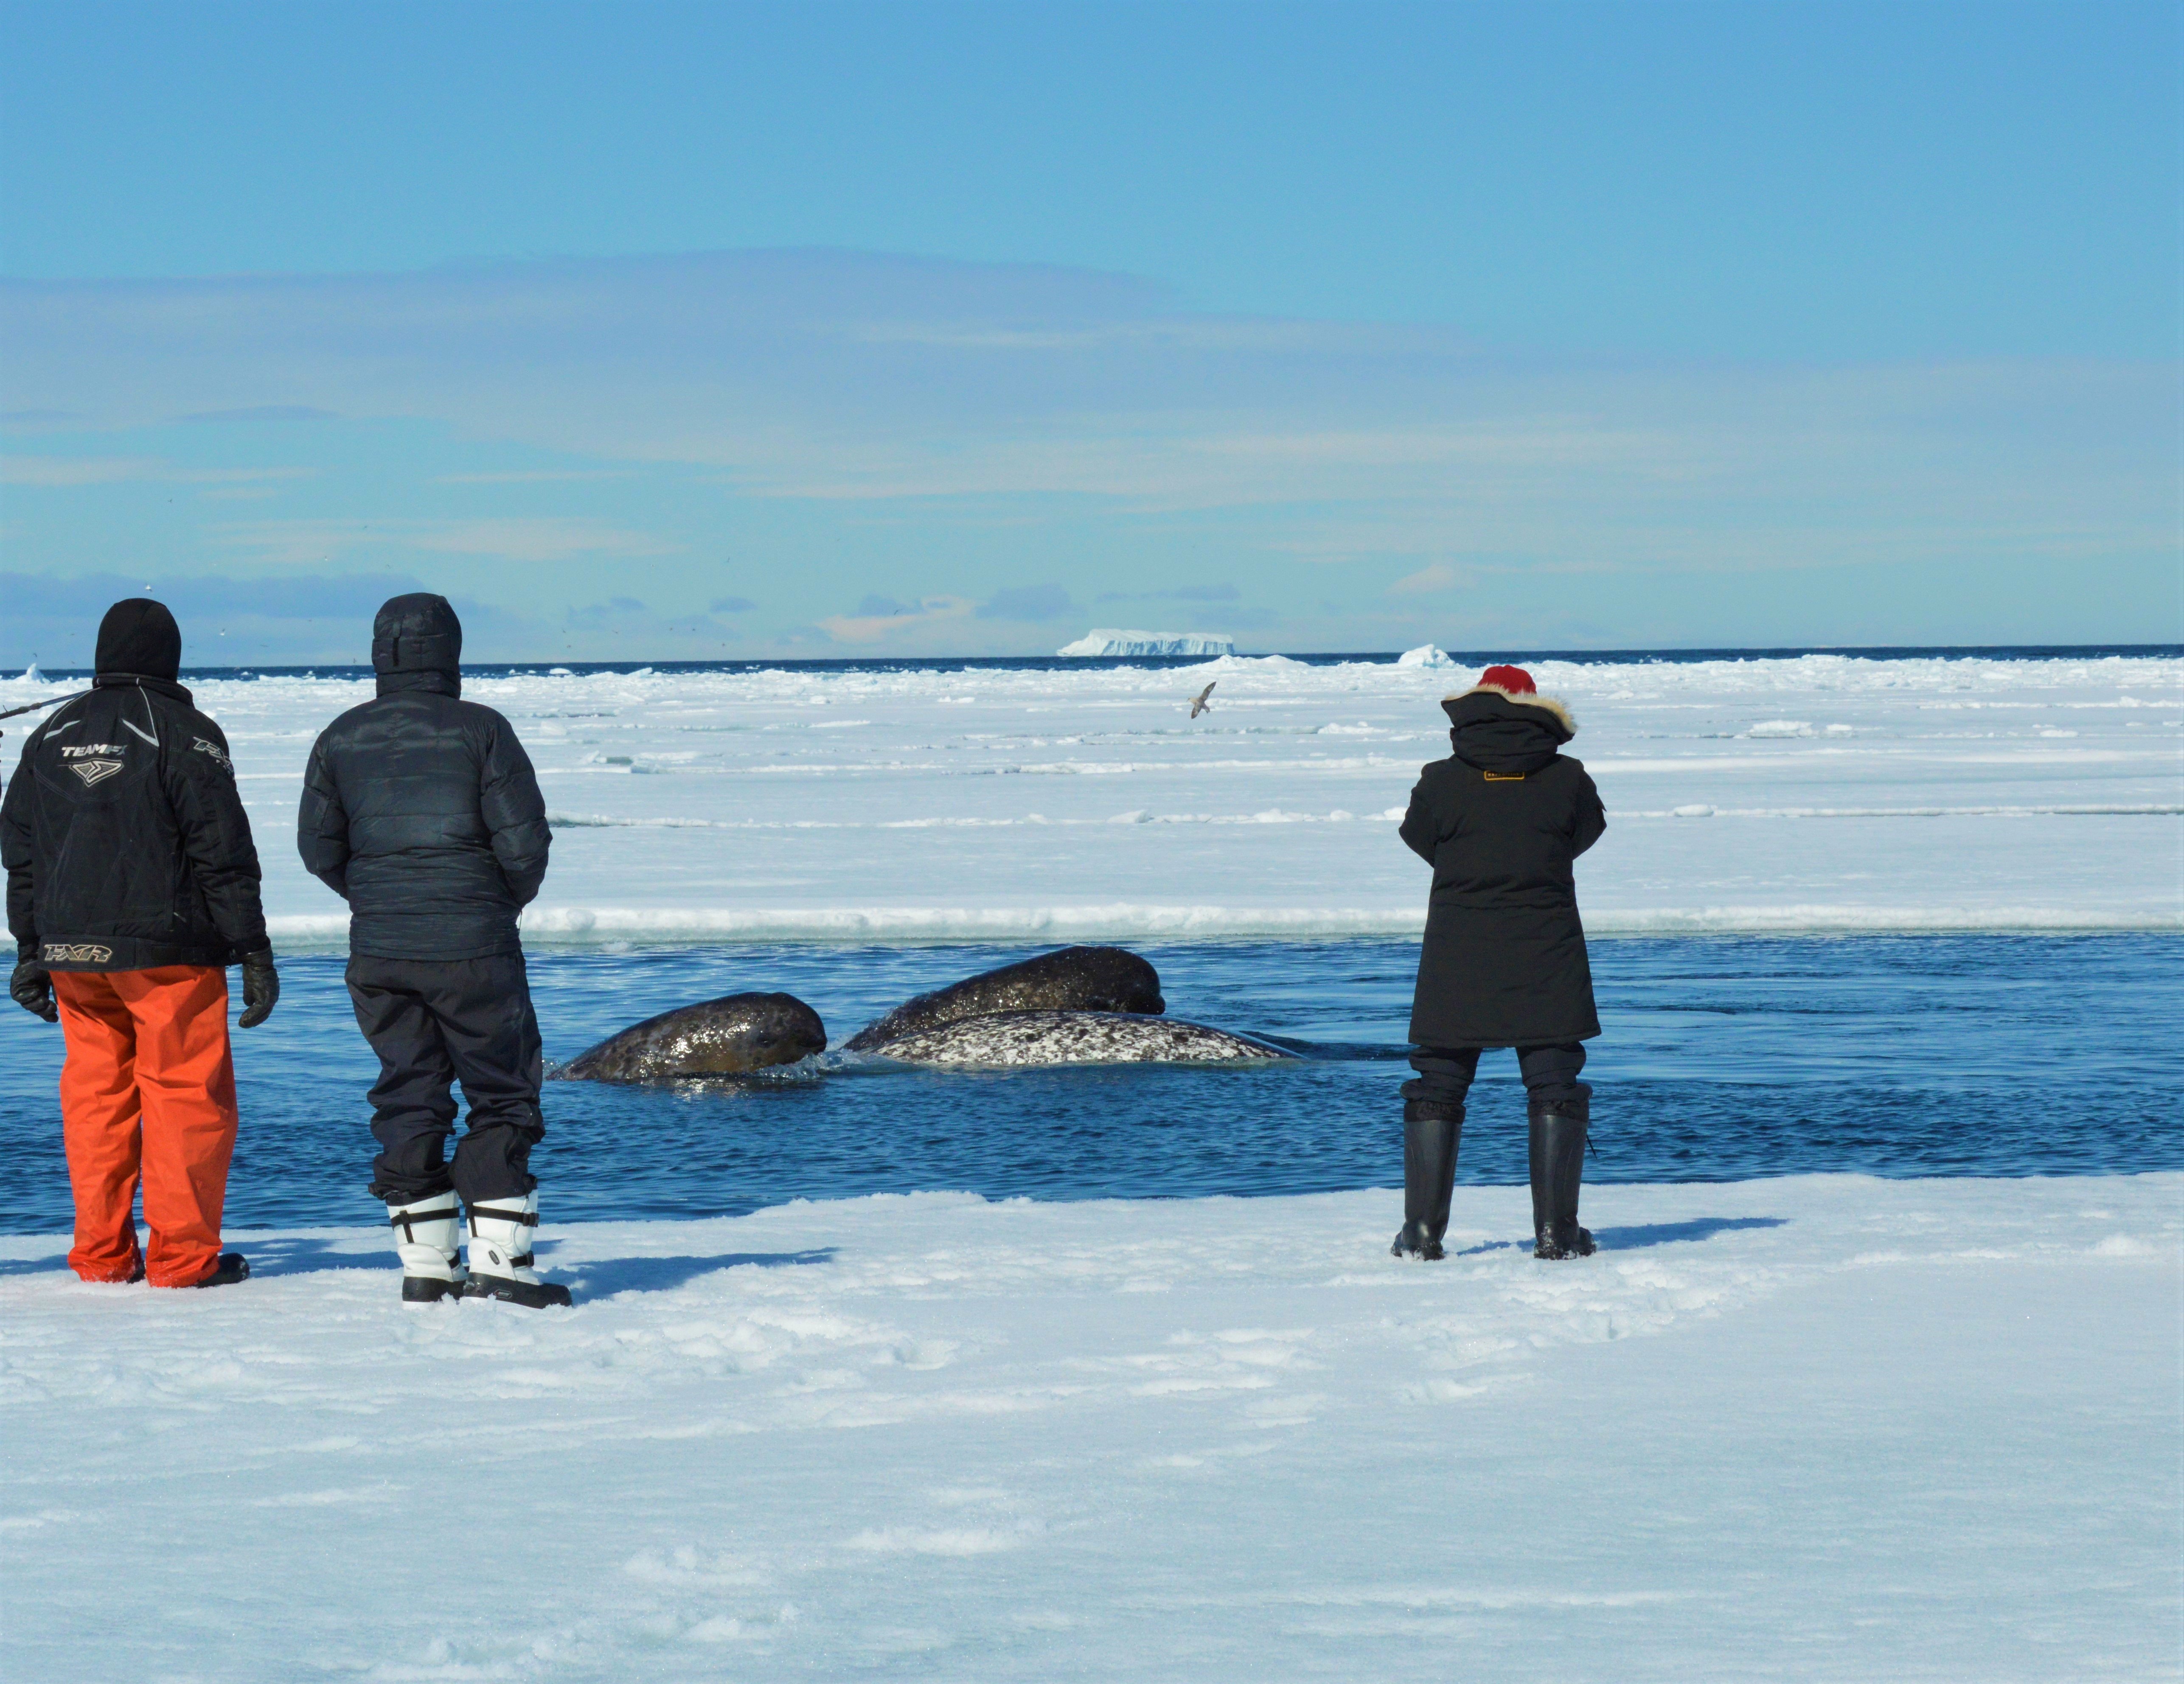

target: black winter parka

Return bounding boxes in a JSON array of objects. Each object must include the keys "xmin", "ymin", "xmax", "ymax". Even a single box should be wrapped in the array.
[
  {"xmin": 1, "ymin": 606, "xmax": 268, "ymax": 972},
  {"xmin": 1402, "ymin": 686, "xmax": 1606, "ymax": 1048},
  {"xmin": 296, "ymin": 595, "xmax": 550, "ymax": 961}
]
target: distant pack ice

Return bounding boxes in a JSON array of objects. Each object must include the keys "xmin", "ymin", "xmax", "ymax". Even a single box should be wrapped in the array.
[
  {"xmin": 9, "ymin": 651, "xmax": 2173, "ymax": 949},
  {"xmin": 1057, "ymin": 629, "xmax": 1236, "ymax": 657}
]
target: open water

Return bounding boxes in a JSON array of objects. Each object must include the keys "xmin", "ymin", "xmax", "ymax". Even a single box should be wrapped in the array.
[{"xmin": 0, "ymin": 933, "xmax": 2175, "ymax": 1232}]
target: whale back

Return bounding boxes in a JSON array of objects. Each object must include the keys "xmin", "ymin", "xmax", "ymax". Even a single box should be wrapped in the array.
[
  {"xmin": 845, "ymin": 946, "xmax": 1164, "ymax": 1051},
  {"xmin": 554, "ymin": 991, "xmax": 827, "ymax": 1082},
  {"xmin": 876, "ymin": 1010, "xmax": 1290, "ymax": 1067}
]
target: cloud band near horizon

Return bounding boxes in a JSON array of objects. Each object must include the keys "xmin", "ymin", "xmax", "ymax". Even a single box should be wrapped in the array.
[{"xmin": 1, "ymin": 248, "xmax": 2174, "ymax": 660}]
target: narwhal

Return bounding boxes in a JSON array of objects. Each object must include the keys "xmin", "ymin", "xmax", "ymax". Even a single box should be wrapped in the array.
[
  {"xmin": 551, "ymin": 992, "xmax": 826, "ymax": 1081},
  {"xmin": 845, "ymin": 946, "xmax": 1165, "ymax": 1052}
]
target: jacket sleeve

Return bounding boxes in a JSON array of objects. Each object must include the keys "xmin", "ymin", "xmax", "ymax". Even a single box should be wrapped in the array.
[
  {"xmin": 1569, "ymin": 766, "xmax": 1607, "ymax": 859},
  {"xmin": 1399, "ymin": 766, "xmax": 1447, "ymax": 864},
  {"xmin": 1, "ymin": 738, "xmax": 37, "ymax": 955},
  {"xmin": 478, "ymin": 716, "xmax": 550, "ymax": 907},
  {"xmin": 295, "ymin": 732, "xmax": 352, "ymax": 899},
  {"xmin": 165, "ymin": 718, "xmax": 269, "ymax": 958}
]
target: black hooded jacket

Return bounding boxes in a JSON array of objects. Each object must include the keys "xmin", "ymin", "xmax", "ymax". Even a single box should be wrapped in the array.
[
  {"xmin": 1, "ymin": 599, "xmax": 269, "ymax": 971},
  {"xmin": 296, "ymin": 595, "xmax": 550, "ymax": 960},
  {"xmin": 1400, "ymin": 685, "xmax": 1607, "ymax": 1047}
]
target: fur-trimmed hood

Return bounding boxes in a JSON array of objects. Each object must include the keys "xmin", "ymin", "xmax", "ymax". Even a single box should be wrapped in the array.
[
  {"xmin": 1440, "ymin": 683, "xmax": 1575, "ymax": 774},
  {"xmin": 1443, "ymin": 683, "xmax": 1576, "ymax": 737}
]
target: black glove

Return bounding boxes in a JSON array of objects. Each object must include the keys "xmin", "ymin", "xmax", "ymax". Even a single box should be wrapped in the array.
[
  {"xmin": 10, "ymin": 958, "xmax": 58, "ymax": 1023},
  {"xmin": 238, "ymin": 950, "xmax": 279, "ymax": 1028}
]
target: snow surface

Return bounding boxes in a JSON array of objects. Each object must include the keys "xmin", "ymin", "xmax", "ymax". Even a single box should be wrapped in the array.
[
  {"xmin": 2, "ymin": 1174, "xmax": 2174, "ymax": 1678},
  {"xmin": 0, "ymin": 652, "xmax": 2177, "ymax": 948},
  {"xmin": 1056, "ymin": 630, "xmax": 1236, "ymax": 657}
]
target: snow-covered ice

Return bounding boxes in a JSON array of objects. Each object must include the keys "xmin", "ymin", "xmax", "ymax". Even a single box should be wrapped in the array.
[
  {"xmin": 2, "ymin": 1174, "xmax": 2175, "ymax": 1678},
  {"xmin": 1056, "ymin": 630, "xmax": 1236, "ymax": 657},
  {"xmin": 3, "ymin": 651, "xmax": 2173, "ymax": 947}
]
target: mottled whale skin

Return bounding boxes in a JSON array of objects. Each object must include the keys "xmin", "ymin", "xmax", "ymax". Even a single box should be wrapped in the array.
[
  {"xmin": 874, "ymin": 1010, "xmax": 1293, "ymax": 1067},
  {"xmin": 551, "ymin": 992, "xmax": 827, "ymax": 1082},
  {"xmin": 845, "ymin": 946, "xmax": 1165, "ymax": 1052}
]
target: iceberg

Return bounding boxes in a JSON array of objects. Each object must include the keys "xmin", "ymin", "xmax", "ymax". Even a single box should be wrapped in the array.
[
  {"xmin": 1396, "ymin": 644, "xmax": 1454, "ymax": 668},
  {"xmin": 1057, "ymin": 629, "xmax": 1235, "ymax": 658}
]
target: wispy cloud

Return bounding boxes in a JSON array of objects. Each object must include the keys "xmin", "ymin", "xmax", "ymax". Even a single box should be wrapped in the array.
[
  {"xmin": 0, "ymin": 455, "xmax": 165, "ymax": 486},
  {"xmin": 432, "ymin": 469, "xmax": 638, "ymax": 485},
  {"xmin": 1, "ymin": 456, "xmax": 317, "ymax": 489},
  {"xmin": 6, "ymin": 250, "xmax": 2163, "ymax": 549},
  {"xmin": 175, "ymin": 405, "xmax": 337, "ymax": 425},
  {"xmin": 1388, "ymin": 562, "xmax": 1466, "ymax": 596},
  {"xmin": 0, "ymin": 570, "xmax": 529, "ymax": 665},
  {"xmin": 976, "ymin": 583, "xmax": 1072, "ymax": 621},
  {"xmin": 818, "ymin": 594, "xmax": 976, "ymax": 643},
  {"xmin": 0, "ymin": 249, "xmax": 2171, "ymax": 649},
  {"xmin": 1097, "ymin": 582, "xmax": 1239, "ymax": 603},
  {"xmin": 212, "ymin": 515, "xmax": 677, "ymax": 566}
]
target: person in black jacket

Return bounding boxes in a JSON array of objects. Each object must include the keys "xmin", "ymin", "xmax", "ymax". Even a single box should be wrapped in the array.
[
  {"xmin": 1394, "ymin": 664, "xmax": 1607, "ymax": 1263},
  {"xmin": 297, "ymin": 593, "xmax": 567, "ymax": 1308},
  {"xmin": 2, "ymin": 599, "xmax": 274, "ymax": 1288}
]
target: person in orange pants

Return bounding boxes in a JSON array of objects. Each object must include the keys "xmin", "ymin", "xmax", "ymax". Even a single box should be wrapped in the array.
[
  {"xmin": 2, "ymin": 599, "xmax": 278, "ymax": 1288},
  {"xmin": 51, "ymin": 967, "xmax": 242, "ymax": 1285}
]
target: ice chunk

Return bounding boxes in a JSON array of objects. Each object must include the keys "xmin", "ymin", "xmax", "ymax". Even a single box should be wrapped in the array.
[
  {"xmin": 1396, "ymin": 644, "xmax": 1454, "ymax": 668},
  {"xmin": 1057, "ymin": 629, "xmax": 1236, "ymax": 657}
]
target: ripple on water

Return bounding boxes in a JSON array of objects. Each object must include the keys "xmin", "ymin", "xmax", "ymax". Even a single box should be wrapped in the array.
[{"xmin": 0, "ymin": 934, "xmax": 2176, "ymax": 1231}]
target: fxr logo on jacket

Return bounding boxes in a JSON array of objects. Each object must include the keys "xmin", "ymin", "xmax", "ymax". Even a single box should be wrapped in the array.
[
  {"xmin": 42, "ymin": 943, "xmax": 116, "ymax": 964},
  {"xmin": 56, "ymin": 742, "xmax": 128, "ymax": 787}
]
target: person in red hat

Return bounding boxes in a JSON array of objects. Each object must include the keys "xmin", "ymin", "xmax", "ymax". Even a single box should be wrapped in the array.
[{"xmin": 1393, "ymin": 663, "xmax": 1606, "ymax": 1261}]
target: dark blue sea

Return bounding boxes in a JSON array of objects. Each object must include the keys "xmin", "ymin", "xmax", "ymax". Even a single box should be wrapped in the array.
[
  {"xmin": 17, "ymin": 641, "xmax": 2181, "ymax": 687},
  {"xmin": 0, "ymin": 934, "xmax": 2176, "ymax": 1233}
]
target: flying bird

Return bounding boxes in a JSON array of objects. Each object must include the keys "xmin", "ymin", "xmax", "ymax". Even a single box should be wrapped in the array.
[{"xmin": 1188, "ymin": 682, "xmax": 1216, "ymax": 719}]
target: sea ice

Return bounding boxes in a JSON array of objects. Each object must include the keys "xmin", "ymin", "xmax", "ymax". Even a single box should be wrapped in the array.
[
  {"xmin": 1056, "ymin": 629, "xmax": 1238, "ymax": 657},
  {"xmin": 0, "ymin": 652, "xmax": 2176, "ymax": 948},
  {"xmin": 0, "ymin": 1174, "xmax": 2173, "ymax": 1678}
]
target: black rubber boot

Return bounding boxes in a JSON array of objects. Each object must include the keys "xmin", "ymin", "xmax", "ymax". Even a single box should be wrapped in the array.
[
  {"xmin": 1530, "ymin": 1087, "xmax": 1595, "ymax": 1260},
  {"xmin": 1391, "ymin": 1101, "xmax": 1463, "ymax": 1260},
  {"xmin": 401, "ymin": 1276, "xmax": 462, "ymax": 1304},
  {"xmin": 191, "ymin": 1252, "xmax": 251, "ymax": 1288},
  {"xmin": 462, "ymin": 1274, "xmax": 573, "ymax": 1309}
]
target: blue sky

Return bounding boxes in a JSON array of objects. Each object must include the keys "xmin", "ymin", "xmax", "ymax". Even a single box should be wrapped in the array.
[{"xmin": 1, "ymin": 0, "xmax": 2176, "ymax": 663}]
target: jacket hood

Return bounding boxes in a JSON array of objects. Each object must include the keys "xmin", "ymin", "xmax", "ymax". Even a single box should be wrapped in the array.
[
  {"xmin": 372, "ymin": 593, "xmax": 462, "ymax": 697},
  {"xmin": 1441, "ymin": 684, "xmax": 1575, "ymax": 775},
  {"xmin": 93, "ymin": 598, "xmax": 182, "ymax": 682}
]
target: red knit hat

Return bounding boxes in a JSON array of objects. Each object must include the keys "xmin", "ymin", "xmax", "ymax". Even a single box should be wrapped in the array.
[{"xmin": 1478, "ymin": 664, "xmax": 1536, "ymax": 693}]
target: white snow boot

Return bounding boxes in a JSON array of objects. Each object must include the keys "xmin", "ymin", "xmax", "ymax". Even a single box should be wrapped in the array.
[
  {"xmin": 387, "ymin": 1192, "xmax": 465, "ymax": 1304},
  {"xmin": 462, "ymin": 1192, "xmax": 573, "ymax": 1308}
]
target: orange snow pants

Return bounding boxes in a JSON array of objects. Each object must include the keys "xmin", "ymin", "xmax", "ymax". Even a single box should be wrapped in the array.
[{"xmin": 52, "ymin": 966, "xmax": 238, "ymax": 1287}]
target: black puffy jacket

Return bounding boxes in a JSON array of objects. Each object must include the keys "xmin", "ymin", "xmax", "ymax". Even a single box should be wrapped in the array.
[
  {"xmin": 1402, "ymin": 685, "xmax": 1607, "ymax": 1048},
  {"xmin": 296, "ymin": 595, "xmax": 550, "ymax": 961},
  {"xmin": 1, "ymin": 600, "xmax": 269, "ymax": 972}
]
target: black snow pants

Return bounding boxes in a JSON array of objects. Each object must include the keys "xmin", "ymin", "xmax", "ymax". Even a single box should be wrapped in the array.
[
  {"xmin": 347, "ymin": 953, "xmax": 545, "ymax": 1206},
  {"xmin": 1402, "ymin": 1042, "xmax": 1587, "ymax": 1111}
]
